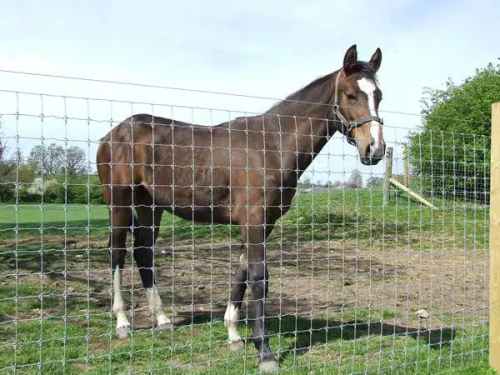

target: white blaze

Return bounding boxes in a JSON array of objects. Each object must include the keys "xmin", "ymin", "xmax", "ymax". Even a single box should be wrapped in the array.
[{"xmin": 357, "ymin": 77, "xmax": 381, "ymax": 150}]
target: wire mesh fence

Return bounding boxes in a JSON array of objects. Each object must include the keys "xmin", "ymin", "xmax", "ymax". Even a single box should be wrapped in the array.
[{"xmin": 0, "ymin": 72, "xmax": 491, "ymax": 374}]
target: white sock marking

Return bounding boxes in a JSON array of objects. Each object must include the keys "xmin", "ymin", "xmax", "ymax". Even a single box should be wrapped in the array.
[
  {"xmin": 224, "ymin": 303, "xmax": 242, "ymax": 342},
  {"xmin": 357, "ymin": 77, "xmax": 382, "ymax": 150},
  {"xmin": 113, "ymin": 265, "xmax": 130, "ymax": 329},
  {"xmin": 146, "ymin": 286, "xmax": 170, "ymax": 326}
]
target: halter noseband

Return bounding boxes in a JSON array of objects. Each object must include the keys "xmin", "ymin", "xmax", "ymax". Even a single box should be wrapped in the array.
[{"xmin": 332, "ymin": 69, "xmax": 383, "ymax": 146}]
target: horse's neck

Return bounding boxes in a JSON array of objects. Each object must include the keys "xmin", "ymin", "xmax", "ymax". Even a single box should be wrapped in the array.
[
  {"xmin": 283, "ymin": 116, "xmax": 335, "ymax": 178},
  {"xmin": 261, "ymin": 70, "xmax": 339, "ymax": 180}
]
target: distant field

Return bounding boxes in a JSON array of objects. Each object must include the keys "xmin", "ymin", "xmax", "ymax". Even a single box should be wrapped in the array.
[{"xmin": 0, "ymin": 188, "xmax": 493, "ymax": 374}]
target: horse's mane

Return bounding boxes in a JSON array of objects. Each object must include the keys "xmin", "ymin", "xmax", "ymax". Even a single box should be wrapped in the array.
[{"xmin": 265, "ymin": 61, "xmax": 378, "ymax": 114}]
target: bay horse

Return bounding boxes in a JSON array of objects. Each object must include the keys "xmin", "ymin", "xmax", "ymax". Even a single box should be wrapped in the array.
[{"xmin": 96, "ymin": 44, "xmax": 385, "ymax": 372}]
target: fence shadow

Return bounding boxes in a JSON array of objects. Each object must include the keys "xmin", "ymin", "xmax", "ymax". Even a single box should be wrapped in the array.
[
  {"xmin": 173, "ymin": 309, "xmax": 456, "ymax": 361},
  {"xmin": 273, "ymin": 315, "xmax": 455, "ymax": 360}
]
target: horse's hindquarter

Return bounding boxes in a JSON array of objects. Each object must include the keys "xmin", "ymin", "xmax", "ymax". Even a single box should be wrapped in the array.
[{"xmin": 97, "ymin": 118, "xmax": 154, "ymax": 187}]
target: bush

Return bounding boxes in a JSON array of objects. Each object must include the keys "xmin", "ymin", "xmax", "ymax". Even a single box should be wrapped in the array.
[
  {"xmin": 53, "ymin": 175, "xmax": 106, "ymax": 204},
  {"xmin": 0, "ymin": 174, "xmax": 106, "ymax": 205},
  {"xmin": 408, "ymin": 61, "xmax": 500, "ymax": 203}
]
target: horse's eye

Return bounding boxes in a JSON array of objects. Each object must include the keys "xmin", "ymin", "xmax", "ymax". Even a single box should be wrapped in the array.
[{"xmin": 347, "ymin": 94, "xmax": 357, "ymax": 100}]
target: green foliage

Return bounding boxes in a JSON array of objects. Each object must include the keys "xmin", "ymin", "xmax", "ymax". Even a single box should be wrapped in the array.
[
  {"xmin": 54, "ymin": 175, "xmax": 106, "ymax": 204},
  {"xmin": 2, "ymin": 174, "xmax": 105, "ymax": 205},
  {"xmin": 408, "ymin": 61, "xmax": 500, "ymax": 202},
  {"xmin": 23, "ymin": 175, "xmax": 105, "ymax": 204}
]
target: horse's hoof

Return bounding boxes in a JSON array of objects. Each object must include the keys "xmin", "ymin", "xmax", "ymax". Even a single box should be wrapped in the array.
[
  {"xmin": 258, "ymin": 359, "xmax": 279, "ymax": 373},
  {"xmin": 116, "ymin": 326, "xmax": 130, "ymax": 339},
  {"xmin": 228, "ymin": 340, "xmax": 245, "ymax": 351}
]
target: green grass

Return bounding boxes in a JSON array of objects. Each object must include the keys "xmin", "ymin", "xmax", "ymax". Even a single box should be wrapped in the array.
[
  {"xmin": 0, "ymin": 187, "xmax": 489, "ymax": 249},
  {"xmin": 0, "ymin": 306, "xmax": 491, "ymax": 374},
  {"xmin": 0, "ymin": 188, "xmax": 493, "ymax": 374}
]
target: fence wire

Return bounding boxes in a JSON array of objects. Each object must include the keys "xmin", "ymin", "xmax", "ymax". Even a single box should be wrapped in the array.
[{"xmin": 0, "ymin": 80, "xmax": 491, "ymax": 374}]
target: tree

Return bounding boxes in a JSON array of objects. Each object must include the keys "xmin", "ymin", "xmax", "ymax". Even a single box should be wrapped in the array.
[
  {"xmin": 299, "ymin": 177, "xmax": 312, "ymax": 189},
  {"xmin": 0, "ymin": 118, "xmax": 4, "ymax": 163},
  {"xmin": 63, "ymin": 146, "xmax": 87, "ymax": 176},
  {"xmin": 331, "ymin": 180, "xmax": 342, "ymax": 188},
  {"xmin": 366, "ymin": 176, "xmax": 383, "ymax": 188},
  {"xmin": 28, "ymin": 143, "xmax": 65, "ymax": 176},
  {"xmin": 346, "ymin": 168, "xmax": 363, "ymax": 189},
  {"xmin": 408, "ymin": 61, "xmax": 500, "ymax": 203},
  {"xmin": 0, "ymin": 116, "xmax": 24, "ymax": 202}
]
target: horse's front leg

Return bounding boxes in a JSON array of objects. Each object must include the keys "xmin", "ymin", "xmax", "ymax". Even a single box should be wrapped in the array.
[
  {"xmin": 225, "ymin": 221, "xmax": 276, "ymax": 354},
  {"xmin": 245, "ymin": 220, "xmax": 278, "ymax": 372},
  {"xmin": 224, "ymin": 249, "xmax": 248, "ymax": 351}
]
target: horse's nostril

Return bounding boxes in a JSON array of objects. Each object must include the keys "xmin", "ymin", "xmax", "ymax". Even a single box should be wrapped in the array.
[{"xmin": 370, "ymin": 138, "xmax": 375, "ymax": 147}]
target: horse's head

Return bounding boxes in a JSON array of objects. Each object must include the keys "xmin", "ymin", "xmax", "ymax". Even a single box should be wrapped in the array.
[{"xmin": 332, "ymin": 44, "xmax": 385, "ymax": 166}]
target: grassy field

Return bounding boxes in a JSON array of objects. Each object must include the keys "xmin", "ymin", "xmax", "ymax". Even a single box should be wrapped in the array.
[{"xmin": 0, "ymin": 187, "xmax": 493, "ymax": 374}]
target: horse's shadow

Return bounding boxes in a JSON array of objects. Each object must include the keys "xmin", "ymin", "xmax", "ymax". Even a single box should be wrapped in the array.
[{"xmin": 174, "ymin": 310, "xmax": 456, "ymax": 362}]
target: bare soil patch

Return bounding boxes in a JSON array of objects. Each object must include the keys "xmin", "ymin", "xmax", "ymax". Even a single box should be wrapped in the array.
[{"xmin": 0, "ymin": 235, "xmax": 488, "ymax": 332}]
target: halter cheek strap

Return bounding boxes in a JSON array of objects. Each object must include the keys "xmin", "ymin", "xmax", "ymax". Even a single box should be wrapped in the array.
[{"xmin": 332, "ymin": 69, "xmax": 383, "ymax": 146}]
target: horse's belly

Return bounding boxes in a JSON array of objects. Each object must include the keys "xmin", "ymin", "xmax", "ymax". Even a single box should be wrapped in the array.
[
  {"xmin": 163, "ymin": 204, "xmax": 231, "ymax": 224},
  {"xmin": 155, "ymin": 184, "xmax": 232, "ymax": 224}
]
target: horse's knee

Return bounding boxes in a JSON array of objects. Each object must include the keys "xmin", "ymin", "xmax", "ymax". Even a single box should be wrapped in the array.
[{"xmin": 248, "ymin": 263, "xmax": 269, "ymax": 294}]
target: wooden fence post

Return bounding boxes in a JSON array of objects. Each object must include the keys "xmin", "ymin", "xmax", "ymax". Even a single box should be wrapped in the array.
[
  {"xmin": 383, "ymin": 146, "xmax": 393, "ymax": 208},
  {"xmin": 490, "ymin": 102, "xmax": 500, "ymax": 371}
]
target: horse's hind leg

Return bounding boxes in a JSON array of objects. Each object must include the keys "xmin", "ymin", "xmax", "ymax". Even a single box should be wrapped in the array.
[
  {"xmin": 133, "ymin": 186, "xmax": 171, "ymax": 329},
  {"xmin": 108, "ymin": 193, "xmax": 134, "ymax": 339}
]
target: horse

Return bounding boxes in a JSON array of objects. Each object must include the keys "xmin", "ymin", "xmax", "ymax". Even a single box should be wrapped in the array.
[{"xmin": 96, "ymin": 44, "xmax": 386, "ymax": 372}]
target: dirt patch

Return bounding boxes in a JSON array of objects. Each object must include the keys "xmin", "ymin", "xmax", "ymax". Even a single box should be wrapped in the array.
[{"xmin": 0, "ymin": 235, "xmax": 489, "ymax": 333}]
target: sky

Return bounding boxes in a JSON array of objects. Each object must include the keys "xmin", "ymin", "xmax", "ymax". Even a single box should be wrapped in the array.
[{"xmin": 0, "ymin": 0, "xmax": 498, "ymax": 185}]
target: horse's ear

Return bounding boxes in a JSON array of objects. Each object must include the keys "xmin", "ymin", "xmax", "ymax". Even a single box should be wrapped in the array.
[
  {"xmin": 369, "ymin": 48, "xmax": 382, "ymax": 72},
  {"xmin": 343, "ymin": 44, "xmax": 358, "ymax": 72}
]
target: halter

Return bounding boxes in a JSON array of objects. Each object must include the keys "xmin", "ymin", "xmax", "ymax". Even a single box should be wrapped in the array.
[{"xmin": 332, "ymin": 69, "xmax": 383, "ymax": 146}]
